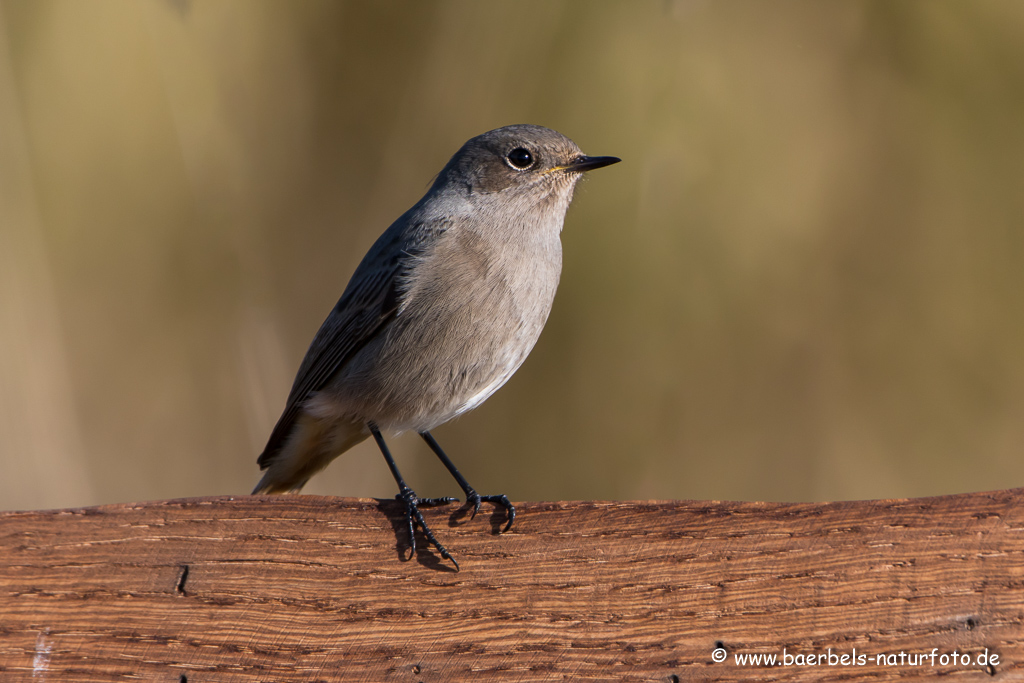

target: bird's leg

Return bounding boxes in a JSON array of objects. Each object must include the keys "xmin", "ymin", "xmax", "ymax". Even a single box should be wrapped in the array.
[
  {"xmin": 369, "ymin": 423, "xmax": 458, "ymax": 569},
  {"xmin": 419, "ymin": 431, "xmax": 516, "ymax": 532}
]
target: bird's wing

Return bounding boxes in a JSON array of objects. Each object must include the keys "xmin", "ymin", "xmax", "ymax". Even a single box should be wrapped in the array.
[{"xmin": 257, "ymin": 217, "xmax": 445, "ymax": 468}]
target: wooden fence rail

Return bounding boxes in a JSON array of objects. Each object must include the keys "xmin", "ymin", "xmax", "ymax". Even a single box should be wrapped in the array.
[{"xmin": 1, "ymin": 490, "xmax": 1022, "ymax": 681}]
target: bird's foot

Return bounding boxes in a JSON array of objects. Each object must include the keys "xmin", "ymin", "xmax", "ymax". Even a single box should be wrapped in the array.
[
  {"xmin": 395, "ymin": 488, "xmax": 459, "ymax": 570},
  {"xmin": 464, "ymin": 490, "xmax": 516, "ymax": 532}
]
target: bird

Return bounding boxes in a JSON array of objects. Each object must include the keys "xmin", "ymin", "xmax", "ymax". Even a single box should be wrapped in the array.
[{"xmin": 253, "ymin": 124, "xmax": 620, "ymax": 568}]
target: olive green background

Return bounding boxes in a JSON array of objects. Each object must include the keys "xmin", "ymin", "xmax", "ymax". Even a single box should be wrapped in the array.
[{"xmin": 2, "ymin": 0, "xmax": 1023, "ymax": 511}]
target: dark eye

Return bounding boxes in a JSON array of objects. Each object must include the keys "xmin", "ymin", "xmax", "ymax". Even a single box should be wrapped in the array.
[{"xmin": 506, "ymin": 147, "xmax": 534, "ymax": 170}]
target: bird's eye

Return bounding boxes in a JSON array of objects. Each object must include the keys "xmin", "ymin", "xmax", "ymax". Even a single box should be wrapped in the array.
[{"xmin": 506, "ymin": 147, "xmax": 535, "ymax": 170}]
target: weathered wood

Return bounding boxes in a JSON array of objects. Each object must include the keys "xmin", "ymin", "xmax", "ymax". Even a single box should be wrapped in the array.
[{"xmin": 0, "ymin": 490, "xmax": 1021, "ymax": 681}]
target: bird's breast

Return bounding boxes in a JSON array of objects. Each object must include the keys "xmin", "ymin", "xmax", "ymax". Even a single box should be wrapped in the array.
[
  {"xmin": 356, "ymin": 224, "xmax": 562, "ymax": 430},
  {"xmin": 404, "ymin": 224, "xmax": 562, "ymax": 330}
]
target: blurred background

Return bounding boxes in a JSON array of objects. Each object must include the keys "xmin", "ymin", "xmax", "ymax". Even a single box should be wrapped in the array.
[{"xmin": 2, "ymin": 0, "xmax": 1024, "ymax": 511}]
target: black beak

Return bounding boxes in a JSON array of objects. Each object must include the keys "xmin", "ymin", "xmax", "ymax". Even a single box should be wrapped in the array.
[{"xmin": 568, "ymin": 155, "xmax": 622, "ymax": 172}]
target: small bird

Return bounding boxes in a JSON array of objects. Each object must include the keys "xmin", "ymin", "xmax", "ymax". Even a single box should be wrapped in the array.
[{"xmin": 253, "ymin": 124, "xmax": 619, "ymax": 568}]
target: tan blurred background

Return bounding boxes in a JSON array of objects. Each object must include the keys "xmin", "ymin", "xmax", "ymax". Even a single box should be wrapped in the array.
[{"xmin": 2, "ymin": 0, "xmax": 1023, "ymax": 512}]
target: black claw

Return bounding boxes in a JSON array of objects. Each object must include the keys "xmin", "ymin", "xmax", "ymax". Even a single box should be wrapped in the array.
[
  {"xmin": 372, "ymin": 425, "xmax": 460, "ymax": 568},
  {"xmin": 466, "ymin": 491, "xmax": 482, "ymax": 520},
  {"xmin": 395, "ymin": 489, "xmax": 459, "ymax": 570},
  {"xmin": 418, "ymin": 431, "xmax": 516, "ymax": 534},
  {"xmin": 484, "ymin": 494, "xmax": 516, "ymax": 532},
  {"xmin": 463, "ymin": 490, "xmax": 515, "ymax": 532}
]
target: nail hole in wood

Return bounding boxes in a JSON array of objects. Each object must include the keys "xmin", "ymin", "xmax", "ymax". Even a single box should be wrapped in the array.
[{"xmin": 176, "ymin": 565, "xmax": 189, "ymax": 596}]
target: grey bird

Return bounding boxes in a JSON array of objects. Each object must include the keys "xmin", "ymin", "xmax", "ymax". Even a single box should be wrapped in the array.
[{"xmin": 253, "ymin": 124, "xmax": 619, "ymax": 568}]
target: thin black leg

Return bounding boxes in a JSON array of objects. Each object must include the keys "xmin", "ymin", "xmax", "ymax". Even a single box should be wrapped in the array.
[
  {"xmin": 369, "ymin": 423, "xmax": 458, "ymax": 569},
  {"xmin": 419, "ymin": 431, "xmax": 516, "ymax": 532}
]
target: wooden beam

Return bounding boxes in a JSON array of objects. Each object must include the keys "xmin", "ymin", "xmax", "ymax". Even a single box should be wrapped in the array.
[{"xmin": 1, "ymin": 490, "xmax": 1021, "ymax": 681}]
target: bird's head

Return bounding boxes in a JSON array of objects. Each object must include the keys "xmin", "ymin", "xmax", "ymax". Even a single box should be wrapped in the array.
[{"xmin": 436, "ymin": 124, "xmax": 620, "ymax": 204}]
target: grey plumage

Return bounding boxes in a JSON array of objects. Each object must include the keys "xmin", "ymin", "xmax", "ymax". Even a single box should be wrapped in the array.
[{"xmin": 253, "ymin": 124, "xmax": 619, "ymax": 565}]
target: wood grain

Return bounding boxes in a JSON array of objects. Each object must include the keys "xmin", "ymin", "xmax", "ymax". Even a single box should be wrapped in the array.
[{"xmin": 1, "ymin": 491, "xmax": 1021, "ymax": 681}]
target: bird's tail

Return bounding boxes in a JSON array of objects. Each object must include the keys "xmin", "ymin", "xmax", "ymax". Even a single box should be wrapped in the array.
[{"xmin": 252, "ymin": 414, "xmax": 369, "ymax": 494}]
